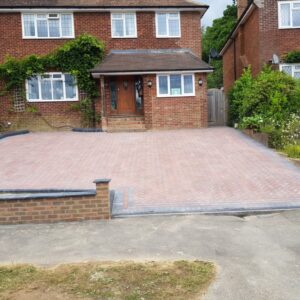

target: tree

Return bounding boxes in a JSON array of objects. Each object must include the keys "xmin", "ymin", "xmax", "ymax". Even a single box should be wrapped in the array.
[{"xmin": 202, "ymin": 4, "xmax": 237, "ymax": 88}]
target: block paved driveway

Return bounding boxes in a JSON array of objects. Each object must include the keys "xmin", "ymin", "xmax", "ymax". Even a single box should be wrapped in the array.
[{"xmin": 1, "ymin": 127, "xmax": 300, "ymax": 216}]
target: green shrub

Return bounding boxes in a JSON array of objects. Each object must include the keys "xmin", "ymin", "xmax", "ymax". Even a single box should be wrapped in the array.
[
  {"xmin": 228, "ymin": 66, "xmax": 300, "ymax": 127},
  {"xmin": 228, "ymin": 67, "xmax": 255, "ymax": 125},
  {"xmin": 259, "ymin": 114, "xmax": 300, "ymax": 149},
  {"xmin": 283, "ymin": 144, "xmax": 300, "ymax": 158},
  {"xmin": 239, "ymin": 115, "xmax": 264, "ymax": 132},
  {"xmin": 284, "ymin": 51, "xmax": 300, "ymax": 63},
  {"xmin": 261, "ymin": 124, "xmax": 284, "ymax": 149}
]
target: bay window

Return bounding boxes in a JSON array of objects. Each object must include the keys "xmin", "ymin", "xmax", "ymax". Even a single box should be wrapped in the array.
[
  {"xmin": 156, "ymin": 12, "xmax": 181, "ymax": 37},
  {"xmin": 157, "ymin": 74, "xmax": 195, "ymax": 97},
  {"xmin": 22, "ymin": 13, "xmax": 74, "ymax": 38},
  {"xmin": 278, "ymin": 1, "xmax": 300, "ymax": 28},
  {"xmin": 111, "ymin": 13, "xmax": 137, "ymax": 38},
  {"xmin": 27, "ymin": 73, "xmax": 78, "ymax": 102}
]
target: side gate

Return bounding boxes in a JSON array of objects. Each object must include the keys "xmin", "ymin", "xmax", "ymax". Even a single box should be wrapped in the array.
[{"xmin": 207, "ymin": 88, "xmax": 227, "ymax": 126}]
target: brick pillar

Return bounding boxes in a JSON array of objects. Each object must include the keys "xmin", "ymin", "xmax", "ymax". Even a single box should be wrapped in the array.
[
  {"xmin": 100, "ymin": 76, "xmax": 108, "ymax": 132},
  {"xmin": 143, "ymin": 74, "xmax": 154, "ymax": 129},
  {"xmin": 94, "ymin": 179, "xmax": 111, "ymax": 219}
]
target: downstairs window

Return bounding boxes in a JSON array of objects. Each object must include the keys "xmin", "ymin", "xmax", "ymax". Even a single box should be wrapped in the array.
[
  {"xmin": 157, "ymin": 74, "xmax": 195, "ymax": 97},
  {"xmin": 280, "ymin": 64, "xmax": 300, "ymax": 79},
  {"xmin": 26, "ymin": 73, "xmax": 78, "ymax": 102}
]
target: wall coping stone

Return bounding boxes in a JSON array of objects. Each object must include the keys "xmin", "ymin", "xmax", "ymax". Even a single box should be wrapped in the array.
[
  {"xmin": 0, "ymin": 190, "xmax": 96, "ymax": 201},
  {"xmin": 94, "ymin": 179, "xmax": 111, "ymax": 184}
]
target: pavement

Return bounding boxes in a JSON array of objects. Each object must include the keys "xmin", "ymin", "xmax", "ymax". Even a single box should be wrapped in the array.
[
  {"xmin": 0, "ymin": 127, "xmax": 300, "ymax": 216},
  {"xmin": 0, "ymin": 211, "xmax": 299, "ymax": 300}
]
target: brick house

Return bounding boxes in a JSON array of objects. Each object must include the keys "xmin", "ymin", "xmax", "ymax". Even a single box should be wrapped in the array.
[
  {"xmin": 0, "ymin": 0, "xmax": 212, "ymax": 131},
  {"xmin": 221, "ymin": 0, "xmax": 300, "ymax": 93}
]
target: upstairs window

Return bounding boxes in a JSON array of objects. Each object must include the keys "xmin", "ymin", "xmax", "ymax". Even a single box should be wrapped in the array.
[
  {"xmin": 156, "ymin": 12, "xmax": 181, "ymax": 38},
  {"xmin": 22, "ymin": 13, "xmax": 74, "ymax": 38},
  {"xmin": 27, "ymin": 73, "xmax": 78, "ymax": 102},
  {"xmin": 111, "ymin": 13, "xmax": 137, "ymax": 38},
  {"xmin": 280, "ymin": 64, "xmax": 300, "ymax": 78},
  {"xmin": 278, "ymin": 1, "xmax": 300, "ymax": 28},
  {"xmin": 157, "ymin": 74, "xmax": 195, "ymax": 97}
]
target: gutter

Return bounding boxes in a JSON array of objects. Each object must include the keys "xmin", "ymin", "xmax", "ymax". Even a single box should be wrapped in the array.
[
  {"xmin": 220, "ymin": 0, "xmax": 255, "ymax": 56},
  {"xmin": 91, "ymin": 69, "xmax": 214, "ymax": 77},
  {"xmin": 233, "ymin": 38, "xmax": 237, "ymax": 80},
  {"xmin": 0, "ymin": 6, "xmax": 208, "ymax": 12}
]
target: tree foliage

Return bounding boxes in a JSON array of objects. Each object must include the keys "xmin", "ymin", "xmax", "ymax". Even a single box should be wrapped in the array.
[{"xmin": 202, "ymin": 4, "xmax": 237, "ymax": 88}]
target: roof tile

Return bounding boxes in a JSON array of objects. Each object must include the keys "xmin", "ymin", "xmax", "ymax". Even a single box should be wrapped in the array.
[
  {"xmin": 0, "ymin": 0, "xmax": 207, "ymax": 8},
  {"xmin": 91, "ymin": 49, "xmax": 212, "ymax": 74}
]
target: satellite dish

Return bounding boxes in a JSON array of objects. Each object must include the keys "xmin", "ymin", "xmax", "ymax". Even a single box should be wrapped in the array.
[
  {"xmin": 210, "ymin": 48, "xmax": 220, "ymax": 59},
  {"xmin": 272, "ymin": 54, "xmax": 280, "ymax": 64}
]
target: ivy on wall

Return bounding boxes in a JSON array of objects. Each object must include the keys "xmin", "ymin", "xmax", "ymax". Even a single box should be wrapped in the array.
[{"xmin": 0, "ymin": 34, "xmax": 105, "ymax": 127}]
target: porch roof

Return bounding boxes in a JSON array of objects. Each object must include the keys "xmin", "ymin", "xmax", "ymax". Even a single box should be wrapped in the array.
[{"xmin": 91, "ymin": 49, "xmax": 213, "ymax": 76}]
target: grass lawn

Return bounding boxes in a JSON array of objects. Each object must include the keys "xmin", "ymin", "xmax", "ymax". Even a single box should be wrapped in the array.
[{"xmin": 0, "ymin": 261, "xmax": 215, "ymax": 300}]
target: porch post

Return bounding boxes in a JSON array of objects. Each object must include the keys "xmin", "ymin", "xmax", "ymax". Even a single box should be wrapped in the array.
[{"xmin": 100, "ymin": 76, "xmax": 108, "ymax": 131}]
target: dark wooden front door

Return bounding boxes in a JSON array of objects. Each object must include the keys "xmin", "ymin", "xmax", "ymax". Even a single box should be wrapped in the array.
[{"xmin": 117, "ymin": 76, "xmax": 136, "ymax": 114}]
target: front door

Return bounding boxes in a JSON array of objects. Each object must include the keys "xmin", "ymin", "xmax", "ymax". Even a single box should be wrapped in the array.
[{"xmin": 117, "ymin": 76, "xmax": 136, "ymax": 114}]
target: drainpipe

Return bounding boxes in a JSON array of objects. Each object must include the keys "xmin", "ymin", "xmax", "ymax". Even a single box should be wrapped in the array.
[{"xmin": 231, "ymin": 37, "xmax": 237, "ymax": 81}]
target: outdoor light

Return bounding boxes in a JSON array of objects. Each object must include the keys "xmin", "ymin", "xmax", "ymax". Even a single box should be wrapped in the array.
[
  {"xmin": 198, "ymin": 79, "xmax": 203, "ymax": 86},
  {"xmin": 147, "ymin": 80, "xmax": 153, "ymax": 88}
]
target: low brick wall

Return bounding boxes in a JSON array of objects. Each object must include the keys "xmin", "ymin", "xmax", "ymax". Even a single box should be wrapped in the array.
[
  {"xmin": 0, "ymin": 179, "xmax": 111, "ymax": 225},
  {"xmin": 242, "ymin": 129, "xmax": 269, "ymax": 147}
]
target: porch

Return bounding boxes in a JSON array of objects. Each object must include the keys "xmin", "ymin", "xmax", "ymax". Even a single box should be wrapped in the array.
[
  {"xmin": 91, "ymin": 49, "xmax": 213, "ymax": 131},
  {"xmin": 102, "ymin": 75, "xmax": 147, "ymax": 132}
]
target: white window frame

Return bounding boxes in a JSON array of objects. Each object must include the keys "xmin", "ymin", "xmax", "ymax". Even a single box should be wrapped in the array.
[
  {"xmin": 278, "ymin": 1, "xmax": 300, "ymax": 29},
  {"xmin": 280, "ymin": 63, "xmax": 300, "ymax": 78},
  {"xmin": 156, "ymin": 74, "xmax": 195, "ymax": 98},
  {"xmin": 155, "ymin": 12, "xmax": 181, "ymax": 38},
  {"xmin": 22, "ymin": 13, "xmax": 75, "ymax": 39},
  {"xmin": 26, "ymin": 72, "xmax": 79, "ymax": 102},
  {"xmin": 111, "ymin": 12, "xmax": 137, "ymax": 38}
]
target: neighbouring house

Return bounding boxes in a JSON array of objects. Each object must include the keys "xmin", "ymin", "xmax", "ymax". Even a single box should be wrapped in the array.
[
  {"xmin": 0, "ymin": 0, "xmax": 212, "ymax": 132},
  {"xmin": 221, "ymin": 0, "xmax": 300, "ymax": 92}
]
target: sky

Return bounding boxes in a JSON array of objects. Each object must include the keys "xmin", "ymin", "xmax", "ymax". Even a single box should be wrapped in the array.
[{"xmin": 200, "ymin": 0, "xmax": 233, "ymax": 27}]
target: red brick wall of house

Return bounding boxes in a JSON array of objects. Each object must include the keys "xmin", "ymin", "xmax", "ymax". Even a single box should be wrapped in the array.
[
  {"xmin": 0, "ymin": 11, "xmax": 202, "ymax": 62},
  {"xmin": 102, "ymin": 73, "xmax": 207, "ymax": 130},
  {"xmin": 0, "ymin": 11, "xmax": 203, "ymax": 131},
  {"xmin": 223, "ymin": 7, "xmax": 260, "ymax": 93},
  {"xmin": 223, "ymin": 43, "xmax": 235, "ymax": 94},
  {"xmin": 143, "ymin": 73, "xmax": 208, "ymax": 129},
  {"xmin": 223, "ymin": 0, "xmax": 300, "ymax": 92},
  {"xmin": 259, "ymin": 0, "xmax": 300, "ymax": 66}
]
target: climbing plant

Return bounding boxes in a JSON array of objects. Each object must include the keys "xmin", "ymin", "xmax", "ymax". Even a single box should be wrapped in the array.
[{"xmin": 0, "ymin": 34, "xmax": 105, "ymax": 127}]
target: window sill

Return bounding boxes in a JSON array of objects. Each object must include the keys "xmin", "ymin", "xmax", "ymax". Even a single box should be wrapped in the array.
[
  {"xmin": 157, "ymin": 94, "xmax": 195, "ymax": 98},
  {"xmin": 27, "ymin": 99, "xmax": 79, "ymax": 103},
  {"xmin": 278, "ymin": 26, "xmax": 300, "ymax": 29},
  {"xmin": 22, "ymin": 36, "xmax": 75, "ymax": 40},
  {"xmin": 156, "ymin": 36, "xmax": 181, "ymax": 39},
  {"xmin": 111, "ymin": 36, "xmax": 138, "ymax": 39}
]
